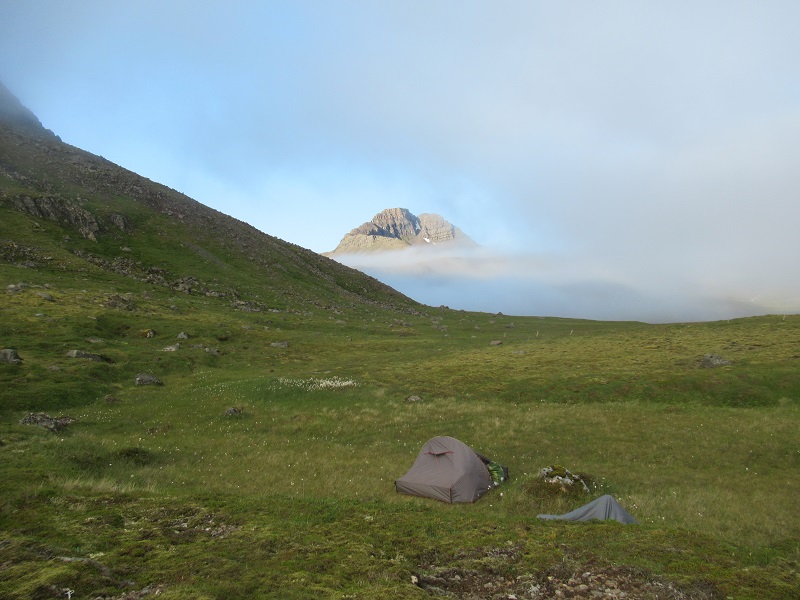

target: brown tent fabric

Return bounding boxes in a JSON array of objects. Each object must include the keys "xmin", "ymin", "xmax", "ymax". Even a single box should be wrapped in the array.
[{"xmin": 395, "ymin": 436, "xmax": 493, "ymax": 503}]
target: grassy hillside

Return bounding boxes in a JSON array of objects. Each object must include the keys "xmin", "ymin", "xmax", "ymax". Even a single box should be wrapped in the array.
[{"xmin": 1, "ymin": 101, "xmax": 799, "ymax": 598}]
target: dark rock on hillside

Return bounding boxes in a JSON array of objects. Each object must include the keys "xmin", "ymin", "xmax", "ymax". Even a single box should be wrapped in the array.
[
  {"xmin": 135, "ymin": 373, "xmax": 163, "ymax": 386},
  {"xmin": 104, "ymin": 293, "xmax": 136, "ymax": 310},
  {"xmin": 66, "ymin": 349, "xmax": 100, "ymax": 361},
  {"xmin": 0, "ymin": 348, "xmax": 22, "ymax": 364},
  {"xmin": 109, "ymin": 212, "xmax": 131, "ymax": 232},
  {"xmin": 20, "ymin": 412, "xmax": 75, "ymax": 432},
  {"xmin": 9, "ymin": 195, "xmax": 100, "ymax": 241}
]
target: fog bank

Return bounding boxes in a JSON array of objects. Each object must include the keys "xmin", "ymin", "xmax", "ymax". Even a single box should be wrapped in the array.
[{"xmin": 334, "ymin": 246, "xmax": 799, "ymax": 323}]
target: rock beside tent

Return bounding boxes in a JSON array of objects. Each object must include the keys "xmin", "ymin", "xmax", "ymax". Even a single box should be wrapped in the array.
[{"xmin": 539, "ymin": 464, "xmax": 590, "ymax": 493}]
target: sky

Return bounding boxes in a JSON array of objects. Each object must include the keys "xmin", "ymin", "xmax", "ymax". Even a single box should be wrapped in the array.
[{"xmin": 2, "ymin": 1, "xmax": 799, "ymax": 322}]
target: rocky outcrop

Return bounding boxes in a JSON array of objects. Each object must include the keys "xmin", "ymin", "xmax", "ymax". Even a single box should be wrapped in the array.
[
  {"xmin": 417, "ymin": 213, "xmax": 469, "ymax": 244},
  {"xmin": 9, "ymin": 196, "xmax": 100, "ymax": 240},
  {"xmin": 20, "ymin": 412, "xmax": 75, "ymax": 432},
  {"xmin": 328, "ymin": 208, "xmax": 475, "ymax": 255}
]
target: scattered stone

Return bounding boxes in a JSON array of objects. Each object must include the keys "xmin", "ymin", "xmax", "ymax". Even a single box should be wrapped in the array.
[
  {"xmin": 104, "ymin": 293, "xmax": 135, "ymax": 310},
  {"xmin": 140, "ymin": 329, "xmax": 157, "ymax": 338},
  {"xmin": 36, "ymin": 291, "xmax": 54, "ymax": 301},
  {"xmin": 416, "ymin": 552, "xmax": 712, "ymax": 599},
  {"xmin": 66, "ymin": 349, "xmax": 103, "ymax": 361},
  {"xmin": 162, "ymin": 343, "xmax": 180, "ymax": 352},
  {"xmin": 270, "ymin": 341, "xmax": 289, "ymax": 348},
  {"xmin": 231, "ymin": 299, "xmax": 262, "ymax": 312},
  {"xmin": 210, "ymin": 524, "xmax": 239, "ymax": 538},
  {"xmin": 20, "ymin": 412, "xmax": 75, "ymax": 432},
  {"xmin": 490, "ymin": 340, "xmax": 503, "ymax": 346},
  {"xmin": 176, "ymin": 332, "xmax": 190, "ymax": 339},
  {"xmin": 405, "ymin": 395, "xmax": 423, "ymax": 403},
  {"xmin": 205, "ymin": 348, "xmax": 221, "ymax": 356},
  {"xmin": 700, "ymin": 354, "xmax": 732, "ymax": 368},
  {"xmin": 172, "ymin": 276, "xmax": 196, "ymax": 294},
  {"xmin": 135, "ymin": 373, "xmax": 163, "ymax": 386},
  {"xmin": 0, "ymin": 348, "xmax": 23, "ymax": 364},
  {"xmin": 85, "ymin": 337, "xmax": 105, "ymax": 344}
]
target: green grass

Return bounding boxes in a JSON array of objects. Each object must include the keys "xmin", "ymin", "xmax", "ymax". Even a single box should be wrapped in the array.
[
  {"xmin": 2, "ymin": 160, "xmax": 799, "ymax": 598},
  {"xmin": 2, "ymin": 267, "xmax": 799, "ymax": 598}
]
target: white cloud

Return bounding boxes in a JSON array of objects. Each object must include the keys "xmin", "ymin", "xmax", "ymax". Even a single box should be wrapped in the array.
[{"xmin": 2, "ymin": 2, "xmax": 799, "ymax": 320}]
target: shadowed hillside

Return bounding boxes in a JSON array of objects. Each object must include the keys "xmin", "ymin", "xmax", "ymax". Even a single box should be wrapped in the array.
[{"xmin": 0, "ymin": 81, "xmax": 419, "ymax": 317}]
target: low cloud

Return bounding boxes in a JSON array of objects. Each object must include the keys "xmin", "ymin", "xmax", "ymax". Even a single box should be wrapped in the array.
[{"xmin": 333, "ymin": 245, "xmax": 798, "ymax": 323}]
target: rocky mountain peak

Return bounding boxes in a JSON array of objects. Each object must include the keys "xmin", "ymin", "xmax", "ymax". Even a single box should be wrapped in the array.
[
  {"xmin": 327, "ymin": 208, "xmax": 475, "ymax": 255},
  {"xmin": 351, "ymin": 208, "xmax": 421, "ymax": 242}
]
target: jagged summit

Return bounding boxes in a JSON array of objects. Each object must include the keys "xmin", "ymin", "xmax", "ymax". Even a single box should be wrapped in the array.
[{"xmin": 327, "ymin": 208, "xmax": 475, "ymax": 255}]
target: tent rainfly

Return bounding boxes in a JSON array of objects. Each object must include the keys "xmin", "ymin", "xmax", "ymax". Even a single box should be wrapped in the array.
[
  {"xmin": 537, "ymin": 494, "xmax": 638, "ymax": 524},
  {"xmin": 395, "ymin": 436, "xmax": 500, "ymax": 503}
]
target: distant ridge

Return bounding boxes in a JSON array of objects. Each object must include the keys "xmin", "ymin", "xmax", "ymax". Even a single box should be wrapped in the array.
[
  {"xmin": 0, "ymin": 81, "xmax": 57, "ymax": 138},
  {"xmin": 326, "ymin": 208, "xmax": 475, "ymax": 255}
]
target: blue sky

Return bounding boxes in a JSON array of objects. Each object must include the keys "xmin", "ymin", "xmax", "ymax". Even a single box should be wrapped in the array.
[{"xmin": 2, "ymin": 1, "xmax": 799, "ymax": 321}]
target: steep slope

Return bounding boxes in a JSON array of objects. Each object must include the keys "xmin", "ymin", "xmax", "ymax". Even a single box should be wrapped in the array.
[
  {"xmin": 0, "ymin": 83, "xmax": 419, "ymax": 315},
  {"xmin": 327, "ymin": 208, "xmax": 475, "ymax": 255}
]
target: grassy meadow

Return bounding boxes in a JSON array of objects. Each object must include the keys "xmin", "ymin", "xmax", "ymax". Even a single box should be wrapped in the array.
[{"xmin": 1, "ymin": 263, "xmax": 799, "ymax": 599}]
